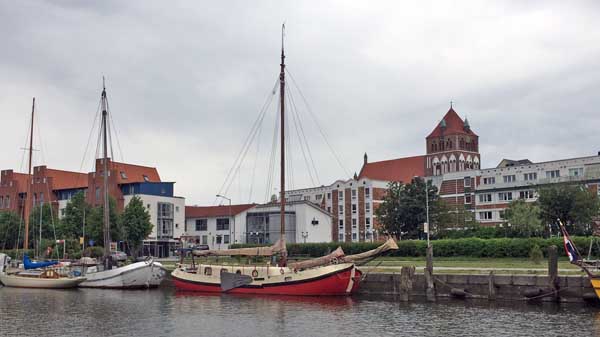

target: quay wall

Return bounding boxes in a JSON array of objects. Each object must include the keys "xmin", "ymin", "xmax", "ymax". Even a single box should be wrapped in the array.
[{"xmin": 358, "ymin": 272, "xmax": 597, "ymax": 303}]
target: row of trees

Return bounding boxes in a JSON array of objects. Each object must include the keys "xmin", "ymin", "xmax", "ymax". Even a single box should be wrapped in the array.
[
  {"xmin": 375, "ymin": 178, "xmax": 600, "ymax": 239},
  {"xmin": 0, "ymin": 192, "xmax": 153, "ymax": 257}
]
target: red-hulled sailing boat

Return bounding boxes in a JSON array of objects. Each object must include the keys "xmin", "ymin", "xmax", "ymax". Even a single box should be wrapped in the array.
[{"xmin": 172, "ymin": 26, "xmax": 397, "ymax": 296}]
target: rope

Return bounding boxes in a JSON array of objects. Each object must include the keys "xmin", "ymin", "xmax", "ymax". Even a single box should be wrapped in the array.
[{"xmin": 286, "ymin": 85, "xmax": 317, "ymax": 186}]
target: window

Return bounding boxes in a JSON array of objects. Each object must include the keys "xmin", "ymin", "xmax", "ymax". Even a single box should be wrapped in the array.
[
  {"xmin": 503, "ymin": 175, "xmax": 516, "ymax": 183},
  {"xmin": 339, "ymin": 219, "xmax": 344, "ymax": 228},
  {"xmin": 366, "ymin": 217, "xmax": 371, "ymax": 227},
  {"xmin": 60, "ymin": 208, "xmax": 65, "ymax": 216},
  {"xmin": 569, "ymin": 168, "xmax": 583, "ymax": 177},
  {"xmin": 175, "ymin": 206, "xmax": 179, "ymax": 212},
  {"xmin": 157, "ymin": 202, "xmax": 174, "ymax": 238},
  {"xmin": 201, "ymin": 235, "xmax": 207, "ymax": 244},
  {"xmin": 479, "ymin": 211, "xmax": 493, "ymax": 220},
  {"xmin": 315, "ymin": 194, "xmax": 322, "ymax": 201},
  {"xmin": 498, "ymin": 192, "xmax": 513, "ymax": 201},
  {"xmin": 303, "ymin": 196, "xmax": 310, "ymax": 201},
  {"xmin": 352, "ymin": 204, "xmax": 357, "ymax": 214},
  {"xmin": 327, "ymin": 193, "xmax": 331, "ymax": 200},
  {"xmin": 338, "ymin": 233, "xmax": 344, "ymax": 241},
  {"xmin": 0, "ymin": 196, "xmax": 3, "ymax": 208},
  {"xmin": 465, "ymin": 194, "xmax": 472, "ymax": 204},
  {"xmin": 546, "ymin": 170, "xmax": 560, "ymax": 179},
  {"xmin": 483, "ymin": 177, "xmax": 495, "ymax": 185},
  {"xmin": 95, "ymin": 187, "xmax": 100, "ymax": 200},
  {"xmin": 216, "ymin": 218, "xmax": 230, "ymax": 231},
  {"xmin": 352, "ymin": 233, "xmax": 357, "ymax": 240},
  {"xmin": 339, "ymin": 205, "xmax": 343, "ymax": 214},
  {"xmin": 499, "ymin": 210, "xmax": 505, "ymax": 220},
  {"xmin": 366, "ymin": 203, "xmax": 371, "ymax": 213},
  {"xmin": 195, "ymin": 219, "xmax": 207, "ymax": 231},
  {"xmin": 120, "ymin": 171, "xmax": 127, "ymax": 179},
  {"xmin": 339, "ymin": 191, "xmax": 344, "ymax": 200},
  {"xmin": 464, "ymin": 177, "xmax": 471, "ymax": 187},
  {"xmin": 216, "ymin": 235, "xmax": 222, "ymax": 244},
  {"xmin": 327, "ymin": 207, "xmax": 331, "ymax": 213},
  {"xmin": 143, "ymin": 175, "xmax": 150, "ymax": 182},
  {"xmin": 351, "ymin": 190, "xmax": 357, "ymax": 199},
  {"xmin": 479, "ymin": 194, "xmax": 492, "ymax": 203},
  {"xmin": 524, "ymin": 172, "xmax": 537, "ymax": 181},
  {"xmin": 519, "ymin": 190, "xmax": 535, "ymax": 199},
  {"xmin": 365, "ymin": 188, "xmax": 370, "ymax": 198},
  {"xmin": 352, "ymin": 218, "xmax": 357, "ymax": 228},
  {"xmin": 224, "ymin": 235, "xmax": 230, "ymax": 244}
]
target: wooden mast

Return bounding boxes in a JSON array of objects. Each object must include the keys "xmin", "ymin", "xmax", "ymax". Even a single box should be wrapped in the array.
[
  {"xmin": 279, "ymin": 24, "xmax": 286, "ymax": 264},
  {"xmin": 101, "ymin": 78, "xmax": 112, "ymax": 268},
  {"xmin": 23, "ymin": 97, "xmax": 35, "ymax": 250}
]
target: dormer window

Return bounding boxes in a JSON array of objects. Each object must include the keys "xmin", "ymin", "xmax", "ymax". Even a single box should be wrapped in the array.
[
  {"xmin": 120, "ymin": 171, "xmax": 127, "ymax": 179},
  {"xmin": 143, "ymin": 175, "xmax": 149, "ymax": 182}
]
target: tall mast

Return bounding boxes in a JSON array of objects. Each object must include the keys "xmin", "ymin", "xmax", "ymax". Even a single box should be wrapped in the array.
[
  {"xmin": 23, "ymin": 97, "xmax": 35, "ymax": 250},
  {"xmin": 101, "ymin": 78, "xmax": 111, "ymax": 262},
  {"xmin": 279, "ymin": 24, "xmax": 286, "ymax": 246}
]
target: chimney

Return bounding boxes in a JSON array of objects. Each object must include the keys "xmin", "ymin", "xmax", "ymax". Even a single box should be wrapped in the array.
[{"xmin": 364, "ymin": 152, "xmax": 368, "ymax": 165}]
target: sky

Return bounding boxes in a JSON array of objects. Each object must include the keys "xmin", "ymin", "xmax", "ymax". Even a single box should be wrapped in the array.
[{"xmin": 1, "ymin": 1, "xmax": 599, "ymax": 206}]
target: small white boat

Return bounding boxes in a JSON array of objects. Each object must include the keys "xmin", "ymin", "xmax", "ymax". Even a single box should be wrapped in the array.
[
  {"xmin": 78, "ymin": 258, "xmax": 166, "ymax": 289},
  {"xmin": 0, "ymin": 253, "xmax": 86, "ymax": 289}
]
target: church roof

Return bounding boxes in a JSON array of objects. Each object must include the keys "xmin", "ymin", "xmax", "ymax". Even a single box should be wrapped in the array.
[
  {"xmin": 358, "ymin": 155, "xmax": 425, "ymax": 182},
  {"xmin": 427, "ymin": 108, "xmax": 477, "ymax": 138}
]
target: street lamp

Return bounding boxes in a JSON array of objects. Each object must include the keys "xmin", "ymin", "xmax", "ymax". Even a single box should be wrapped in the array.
[{"xmin": 216, "ymin": 194, "xmax": 234, "ymax": 246}]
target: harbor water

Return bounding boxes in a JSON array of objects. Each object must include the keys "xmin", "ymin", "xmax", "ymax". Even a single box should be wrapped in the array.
[{"xmin": 1, "ymin": 286, "xmax": 600, "ymax": 337}]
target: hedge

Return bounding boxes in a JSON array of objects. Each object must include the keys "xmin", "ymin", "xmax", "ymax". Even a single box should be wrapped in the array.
[{"xmin": 231, "ymin": 237, "xmax": 597, "ymax": 259}]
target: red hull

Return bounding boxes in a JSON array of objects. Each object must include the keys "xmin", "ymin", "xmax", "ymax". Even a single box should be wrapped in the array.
[{"xmin": 173, "ymin": 267, "xmax": 362, "ymax": 296}]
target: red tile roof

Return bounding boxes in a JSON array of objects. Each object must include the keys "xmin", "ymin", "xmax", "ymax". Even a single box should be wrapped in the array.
[
  {"xmin": 427, "ymin": 108, "xmax": 477, "ymax": 138},
  {"xmin": 112, "ymin": 161, "xmax": 161, "ymax": 184},
  {"xmin": 46, "ymin": 169, "xmax": 88, "ymax": 190},
  {"xmin": 358, "ymin": 155, "xmax": 425, "ymax": 182},
  {"xmin": 185, "ymin": 204, "xmax": 257, "ymax": 218}
]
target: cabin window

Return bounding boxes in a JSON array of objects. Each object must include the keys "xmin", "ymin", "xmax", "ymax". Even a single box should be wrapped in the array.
[{"xmin": 204, "ymin": 267, "xmax": 212, "ymax": 276}]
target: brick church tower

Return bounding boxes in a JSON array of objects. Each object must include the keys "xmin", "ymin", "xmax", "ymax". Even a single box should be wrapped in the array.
[{"xmin": 425, "ymin": 106, "xmax": 480, "ymax": 176}]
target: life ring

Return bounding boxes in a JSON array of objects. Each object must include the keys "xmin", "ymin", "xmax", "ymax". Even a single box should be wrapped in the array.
[
  {"xmin": 279, "ymin": 268, "xmax": 285, "ymax": 275},
  {"xmin": 331, "ymin": 257, "xmax": 339, "ymax": 265},
  {"xmin": 252, "ymin": 270, "xmax": 259, "ymax": 278}
]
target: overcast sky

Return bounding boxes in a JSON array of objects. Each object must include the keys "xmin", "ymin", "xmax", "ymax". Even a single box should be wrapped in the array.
[{"xmin": 1, "ymin": 1, "xmax": 599, "ymax": 206}]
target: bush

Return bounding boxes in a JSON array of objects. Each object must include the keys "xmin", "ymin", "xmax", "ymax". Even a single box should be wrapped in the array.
[
  {"xmin": 529, "ymin": 244, "xmax": 543, "ymax": 264},
  {"xmin": 231, "ymin": 236, "xmax": 596, "ymax": 259}
]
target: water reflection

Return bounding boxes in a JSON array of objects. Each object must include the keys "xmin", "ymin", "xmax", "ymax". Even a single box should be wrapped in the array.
[{"xmin": 1, "ymin": 286, "xmax": 600, "ymax": 337}]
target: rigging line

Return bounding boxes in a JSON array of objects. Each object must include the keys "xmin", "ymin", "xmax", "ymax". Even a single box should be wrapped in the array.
[
  {"xmin": 285, "ymin": 101, "xmax": 293, "ymax": 191},
  {"xmin": 106, "ymin": 103, "xmax": 114, "ymax": 161},
  {"xmin": 286, "ymin": 85, "xmax": 317, "ymax": 187},
  {"xmin": 265, "ymin": 98, "xmax": 280, "ymax": 203},
  {"xmin": 285, "ymin": 69, "xmax": 352, "ymax": 178},
  {"xmin": 34, "ymin": 105, "xmax": 46, "ymax": 166},
  {"xmin": 76, "ymin": 98, "xmax": 101, "ymax": 187},
  {"xmin": 108, "ymin": 103, "xmax": 124, "ymax": 162},
  {"xmin": 221, "ymin": 85, "xmax": 275, "ymax": 199},
  {"xmin": 18, "ymin": 107, "xmax": 33, "ymax": 173},
  {"xmin": 288, "ymin": 85, "xmax": 321, "ymax": 186},
  {"xmin": 248, "ymin": 109, "xmax": 264, "ymax": 203},
  {"xmin": 215, "ymin": 77, "xmax": 279, "ymax": 204}
]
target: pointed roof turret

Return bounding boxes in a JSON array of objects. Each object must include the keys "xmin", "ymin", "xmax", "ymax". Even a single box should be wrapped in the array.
[{"xmin": 427, "ymin": 107, "xmax": 477, "ymax": 138}]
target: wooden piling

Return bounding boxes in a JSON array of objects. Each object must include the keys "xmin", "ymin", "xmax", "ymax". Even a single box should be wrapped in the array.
[
  {"xmin": 488, "ymin": 271, "xmax": 496, "ymax": 300},
  {"xmin": 548, "ymin": 245, "xmax": 559, "ymax": 302},
  {"xmin": 425, "ymin": 244, "xmax": 435, "ymax": 301},
  {"xmin": 399, "ymin": 266, "xmax": 415, "ymax": 301}
]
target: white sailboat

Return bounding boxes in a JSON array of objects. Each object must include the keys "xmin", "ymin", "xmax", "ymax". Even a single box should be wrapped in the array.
[
  {"xmin": 78, "ymin": 81, "xmax": 166, "ymax": 289},
  {"xmin": 0, "ymin": 98, "xmax": 86, "ymax": 289}
]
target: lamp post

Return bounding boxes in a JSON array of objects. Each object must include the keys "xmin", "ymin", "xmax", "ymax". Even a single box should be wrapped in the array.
[{"xmin": 216, "ymin": 194, "xmax": 234, "ymax": 246}]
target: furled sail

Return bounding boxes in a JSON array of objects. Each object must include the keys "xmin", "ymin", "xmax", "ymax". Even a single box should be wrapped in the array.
[
  {"xmin": 192, "ymin": 238, "xmax": 287, "ymax": 257},
  {"xmin": 289, "ymin": 247, "xmax": 345, "ymax": 270},
  {"xmin": 23, "ymin": 254, "xmax": 59, "ymax": 270},
  {"xmin": 342, "ymin": 238, "xmax": 398, "ymax": 263}
]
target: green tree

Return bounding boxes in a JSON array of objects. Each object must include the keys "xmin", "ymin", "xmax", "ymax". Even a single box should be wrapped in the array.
[
  {"xmin": 504, "ymin": 200, "xmax": 543, "ymax": 237},
  {"xmin": 86, "ymin": 197, "xmax": 122, "ymax": 247},
  {"xmin": 56, "ymin": 191, "xmax": 91, "ymax": 239},
  {"xmin": 375, "ymin": 178, "xmax": 447, "ymax": 239},
  {"xmin": 28, "ymin": 203, "xmax": 59, "ymax": 247},
  {"xmin": 538, "ymin": 184, "xmax": 600, "ymax": 235},
  {"xmin": 120, "ymin": 196, "xmax": 152, "ymax": 257},
  {"xmin": 0, "ymin": 211, "xmax": 22, "ymax": 250}
]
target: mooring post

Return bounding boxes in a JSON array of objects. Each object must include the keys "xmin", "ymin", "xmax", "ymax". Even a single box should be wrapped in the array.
[
  {"xmin": 548, "ymin": 245, "xmax": 559, "ymax": 302},
  {"xmin": 488, "ymin": 271, "xmax": 496, "ymax": 301},
  {"xmin": 399, "ymin": 266, "xmax": 415, "ymax": 302},
  {"xmin": 425, "ymin": 244, "xmax": 435, "ymax": 301}
]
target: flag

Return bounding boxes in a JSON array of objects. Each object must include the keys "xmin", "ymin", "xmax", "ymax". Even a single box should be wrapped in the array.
[{"xmin": 561, "ymin": 226, "xmax": 580, "ymax": 263}]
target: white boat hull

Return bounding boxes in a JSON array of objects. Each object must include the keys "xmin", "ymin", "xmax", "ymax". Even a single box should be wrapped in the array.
[
  {"xmin": 79, "ymin": 259, "xmax": 166, "ymax": 289},
  {"xmin": 0, "ymin": 274, "xmax": 86, "ymax": 289}
]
